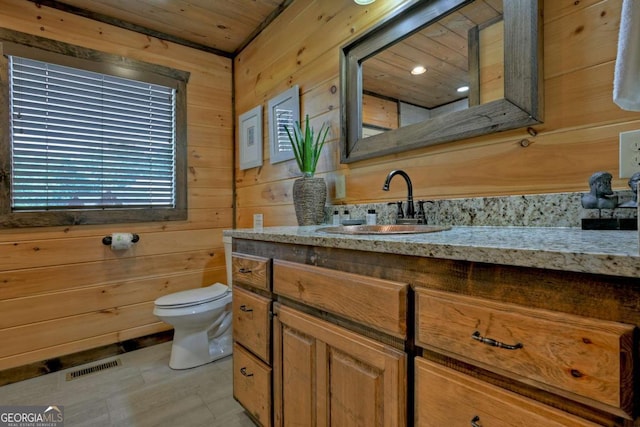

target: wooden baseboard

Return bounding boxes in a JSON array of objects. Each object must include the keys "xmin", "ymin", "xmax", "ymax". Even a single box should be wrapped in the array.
[{"xmin": 0, "ymin": 330, "xmax": 174, "ymax": 387}]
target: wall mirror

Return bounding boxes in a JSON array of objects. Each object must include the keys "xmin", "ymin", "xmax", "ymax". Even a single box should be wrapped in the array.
[{"xmin": 340, "ymin": 0, "xmax": 542, "ymax": 163}]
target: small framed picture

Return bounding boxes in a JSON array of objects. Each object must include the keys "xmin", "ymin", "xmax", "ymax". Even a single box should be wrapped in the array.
[
  {"xmin": 268, "ymin": 85, "xmax": 299, "ymax": 164},
  {"xmin": 238, "ymin": 105, "xmax": 262, "ymax": 170}
]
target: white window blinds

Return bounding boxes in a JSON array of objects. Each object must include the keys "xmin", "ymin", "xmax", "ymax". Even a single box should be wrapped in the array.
[{"xmin": 9, "ymin": 56, "xmax": 176, "ymax": 211}]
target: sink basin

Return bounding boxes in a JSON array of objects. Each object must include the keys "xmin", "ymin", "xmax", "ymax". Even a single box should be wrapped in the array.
[{"xmin": 317, "ymin": 224, "xmax": 451, "ymax": 235}]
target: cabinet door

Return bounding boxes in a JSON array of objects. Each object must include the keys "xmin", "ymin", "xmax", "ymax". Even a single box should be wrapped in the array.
[{"xmin": 273, "ymin": 303, "xmax": 406, "ymax": 427}]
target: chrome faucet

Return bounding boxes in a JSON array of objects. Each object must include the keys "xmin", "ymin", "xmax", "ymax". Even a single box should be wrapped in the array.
[{"xmin": 382, "ymin": 169, "xmax": 415, "ymax": 219}]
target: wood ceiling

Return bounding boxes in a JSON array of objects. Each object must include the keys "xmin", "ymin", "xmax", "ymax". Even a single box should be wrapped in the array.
[
  {"xmin": 32, "ymin": 0, "xmax": 292, "ymax": 56},
  {"xmin": 32, "ymin": 0, "xmax": 502, "ymax": 108}
]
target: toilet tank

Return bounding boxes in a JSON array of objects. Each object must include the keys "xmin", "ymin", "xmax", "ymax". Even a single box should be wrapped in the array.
[{"xmin": 223, "ymin": 235, "xmax": 232, "ymax": 288}]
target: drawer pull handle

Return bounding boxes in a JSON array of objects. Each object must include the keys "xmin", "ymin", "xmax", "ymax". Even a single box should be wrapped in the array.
[
  {"xmin": 238, "ymin": 268, "xmax": 252, "ymax": 274},
  {"xmin": 472, "ymin": 331, "xmax": 523, "ymax": 350},
  {"xmin": 239, "ymin": 305, "xmax": 253, "ymax": 313},
  {"xmin": 471, "ymin": 415, "xmax": 481, "ymax": 427},
  {"xmin": 240, "ymin": 367, "xmax": 254, "ymax": 377}
]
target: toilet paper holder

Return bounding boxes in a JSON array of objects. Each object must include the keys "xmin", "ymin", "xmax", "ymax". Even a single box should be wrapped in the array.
[{"xmin": 102, "ymin": 234, "xmax": 140, "ymax": 246}]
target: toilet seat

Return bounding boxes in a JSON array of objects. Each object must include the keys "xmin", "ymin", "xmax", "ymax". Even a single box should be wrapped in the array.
[{"xmin": 155, "ymin": 283, "xmax": 229, "ymax": 309}]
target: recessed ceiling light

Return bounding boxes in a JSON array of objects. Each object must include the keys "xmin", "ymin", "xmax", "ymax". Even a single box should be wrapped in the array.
[
  {"xmin": 457, "ymin": 85, "xmax": 470, "ymax": 93},
  {"xmin": 354, "ymin": 0, "xmax": 376, "ymax": 4},
  {"xmin": 411, "ymin": 66, "xmax": 426, "ymax": 75}
]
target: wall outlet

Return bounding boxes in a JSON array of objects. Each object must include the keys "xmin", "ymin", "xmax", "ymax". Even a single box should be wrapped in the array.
[
  {"xmin": 335, "ymin": 174, "xmax": 346, "ymax": 199},
  {"xmin": 619, "ymin": 130, "xmax": 640, "ymax": 178}
]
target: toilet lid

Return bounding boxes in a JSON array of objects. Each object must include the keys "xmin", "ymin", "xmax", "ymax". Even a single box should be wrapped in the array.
[{"xmin": 155, "ymin": 283, "xmax": 229, "ymax": 308}]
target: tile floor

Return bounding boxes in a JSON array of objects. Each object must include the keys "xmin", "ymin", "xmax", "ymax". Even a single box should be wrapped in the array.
[{"xmin": 0, "ymin": 342, "xmax": 255, "ymax": 426}]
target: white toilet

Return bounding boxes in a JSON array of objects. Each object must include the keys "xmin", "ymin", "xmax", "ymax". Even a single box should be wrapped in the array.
[{"xmin": 153, "ymin": 236, "xmax": 234, "ymax": 369}]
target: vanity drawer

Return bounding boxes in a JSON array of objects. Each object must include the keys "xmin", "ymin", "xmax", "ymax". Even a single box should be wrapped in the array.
[
  {"xmin": 273, "ymin": 259, "xmax": 407, "ymax": 339},
  {"xmin": 233, "ymin": 343, "xmax": 272, "ymax": 427},
  {"xmin": 415, "ymin": 357, "xmax": 599, "ymax": 427},
  {"xmin": 233, "ymin": 286, "xmax": 271, "ymax": 364},
  {"xmin": 232, "ymin": 252, "xmax": 271, "ymax": 291},
  {"xmin": 415, "ymin": 288, "xmax": 634, "ymax": 417}
]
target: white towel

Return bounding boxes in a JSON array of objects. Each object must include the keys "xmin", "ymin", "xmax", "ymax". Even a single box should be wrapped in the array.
[{"xmin": 614, "ymin": 0, "xmax": 640, "ymax": 111}]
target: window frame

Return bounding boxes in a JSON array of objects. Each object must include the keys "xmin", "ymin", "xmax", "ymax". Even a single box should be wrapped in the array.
[{"xmin": 0, "ymin": 28, "xmax": 189, "ymax": 228}]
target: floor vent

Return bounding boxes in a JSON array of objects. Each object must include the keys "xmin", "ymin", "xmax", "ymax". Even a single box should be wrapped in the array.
[{"xmin": 65, "ymin": 359, "xmax": 122, "ymax": 381}]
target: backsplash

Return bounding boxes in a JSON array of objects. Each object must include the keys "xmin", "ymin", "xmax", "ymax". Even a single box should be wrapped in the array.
[{"xmin": 325, "ymin": 191, "xmax": 638, "ymax": 227}]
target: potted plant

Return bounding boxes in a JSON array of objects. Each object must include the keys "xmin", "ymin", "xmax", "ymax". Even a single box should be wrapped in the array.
[
  {"xmin": 285, "ymin": 115, "xmax": 330, "ymax": 225},
  {"xmin": 286, "ymin": 114, "xmax": 329, "ymax": 177}
]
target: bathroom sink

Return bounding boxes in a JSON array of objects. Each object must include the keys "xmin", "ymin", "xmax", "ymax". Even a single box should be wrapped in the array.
[{"xmin": 317, "ymin": 224, "xmax": 451, "ymax": 235}]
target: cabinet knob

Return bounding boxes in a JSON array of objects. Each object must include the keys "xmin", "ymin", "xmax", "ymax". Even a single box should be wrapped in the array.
[
  {"xmin": 471, "ymin": 331, "xmax": 523, "ymax": 350},
  {"xmin": 240, "ymin": 367, "xmax": 254, "ymax": 377},
  {"xmin": 238, "ymin": 267, "xmax": 252, "ymax": 274},
  {"xmin": 471, "ymin": 415, "xmax": 481, "ymax": 427},
  {"xmin": 239, "ymin": 305, "xmax": 253, "ymax": 313}
]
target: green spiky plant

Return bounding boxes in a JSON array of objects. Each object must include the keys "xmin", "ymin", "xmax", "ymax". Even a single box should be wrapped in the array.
[{"xmin": 285, "ymin": 114, "xmax": 329, "ymax": 177}]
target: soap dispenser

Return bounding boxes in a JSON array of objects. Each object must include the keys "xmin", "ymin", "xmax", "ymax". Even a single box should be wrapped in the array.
[{"xmin": 366, "ymin": 209, "xmax": 377, "ymax": 225}]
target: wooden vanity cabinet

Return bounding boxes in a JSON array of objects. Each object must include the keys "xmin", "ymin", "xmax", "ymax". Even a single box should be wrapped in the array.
[
  {"xmin": 230, "ymin": 237, "xmax": 639, "ymax": 426},
  {"xmin": 231, "ymin": 252, "xmax": 273, "ymax": 427}
]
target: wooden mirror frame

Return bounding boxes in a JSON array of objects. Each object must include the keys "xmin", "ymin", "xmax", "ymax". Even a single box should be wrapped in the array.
[{"xmin": 340, "ymin": 0, "xmax": 543, "ymax": 163}]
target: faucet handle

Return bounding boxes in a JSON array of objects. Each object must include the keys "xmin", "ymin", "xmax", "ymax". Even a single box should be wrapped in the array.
[
  {"xmin": 416, "ymin": 200, "xmax": 426, "ymax": 223},
  {"xmin": 387, "ymin": 201, "xmax": 404, "ymax": 218},
  {"xmin": 416, "ymin": 200, "xmax": 435, "ymax": 224}
]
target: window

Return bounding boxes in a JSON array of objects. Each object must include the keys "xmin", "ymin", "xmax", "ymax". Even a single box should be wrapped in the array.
[{"xmin": 0, "ymin": 31, "xmax": 189, "ymax": 228}]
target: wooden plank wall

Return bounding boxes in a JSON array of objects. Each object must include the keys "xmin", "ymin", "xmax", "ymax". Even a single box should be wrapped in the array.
[
  {"xmin": 0, "ymin": 1, "xmax": 233, "ymax": 370},
  {"xmin": 234, "ymin": 0, "xmax": 640, "ymax": 228},
  {"xmin": 363, "ymin": 94, "xmax": 399, "ymax": 131}
]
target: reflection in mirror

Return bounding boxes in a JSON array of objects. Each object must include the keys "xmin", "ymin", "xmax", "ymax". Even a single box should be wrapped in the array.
[
  {"xmin": 340, "ymin": 0, "xmax": 542, "ymax": 163},
  {"xmin": 361, "ymin": 1, "xmax": 503, "ymax": 133}
]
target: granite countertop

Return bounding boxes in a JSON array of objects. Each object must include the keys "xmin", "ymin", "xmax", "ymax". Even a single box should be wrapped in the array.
[{"xmin": 224, "ymin": 225, "xmax": 640, "ymax": 278}]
